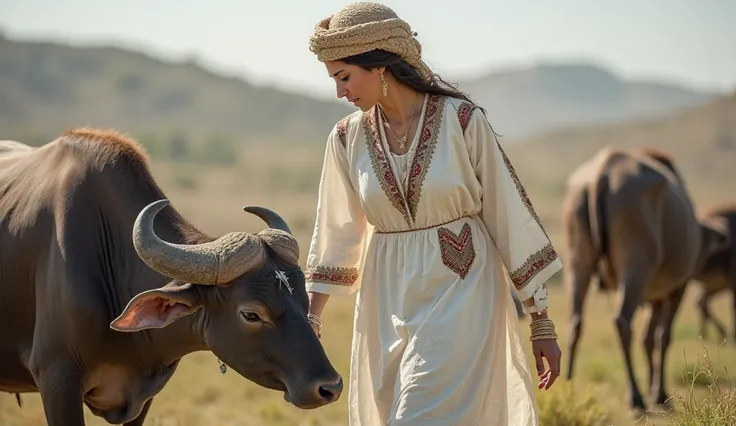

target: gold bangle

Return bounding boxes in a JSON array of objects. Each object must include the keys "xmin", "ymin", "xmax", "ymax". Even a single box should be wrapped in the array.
[
  {"xmin": 307, "ymin": 313, "xmax": 323, "ymax": 331},
  {"xmin": 530, "ymin": 321, "xmax": 555, "ymax": 331},
  {"xmin": 529, "ymin": 318, "xmax": 557, "ymax": 342},
  {"xmin": 529, "ymin": 324, "xmax": 555, "ymax": 330},
  {"xmin": 530, "ymin": 333, "xmax": 558, "ymax": 341},
  {"xmin": 529, "ymin": 318, "xmax": 554, "ymax": 327}
]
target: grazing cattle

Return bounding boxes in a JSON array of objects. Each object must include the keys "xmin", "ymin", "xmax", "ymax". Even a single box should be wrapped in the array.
[
  {"xmin": 0, "ymin": 128, "xmax": 343, "ymax": 426},
  {"xmin": 561, "ymin": 146, "xmax": 730, "ymax": 412},
  {"xmin": 690, "ymin": 204, "xmax": 735, "ymax": 343}
]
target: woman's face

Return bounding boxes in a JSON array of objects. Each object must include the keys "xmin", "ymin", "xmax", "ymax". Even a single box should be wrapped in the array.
[{"xmin": 324, "ymin": 61, "xmax": 383, "ymax": 111}]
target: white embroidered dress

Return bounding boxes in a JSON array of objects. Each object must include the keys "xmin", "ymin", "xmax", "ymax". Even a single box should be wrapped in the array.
[{"xmin": 305, "ymin": 94, "xmax": 562, "ymax": 426}]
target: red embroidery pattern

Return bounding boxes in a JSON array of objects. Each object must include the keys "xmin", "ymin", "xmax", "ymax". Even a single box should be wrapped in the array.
[
  {"xmin": 363, "ymin": 109, "xmax": 411, "ymax": 225},
  {"xmin": 305, "ymin": 265, "xmax": 359, "ymax": 287},
  {"xmin": 437, "ymin": 223, "xmax": 476, "ymax": 279},
  {"xmin": 457, "ymin": 101, "xmax": 475, "ymax": 133},
  {"xmin": 336, "ymin": 116, "xmax": 349, "ymax": 148},
  {"xmin": 405, "ymin": 94, "xmax": 444, "ymax": 222},
  {"xmin": 510, "ymin": 244, "xmax": 558, "ymax": 290},
  {"xmin": 363, "ymin": 94, "xmax": 444, "ymax": 226},
  {"xmin": 495, "ymin": 139, "xmax": 550, "ymax": 238},
  {"xmin": 455, "ymin": 98, "xmax": 544, "ymax": 234},
  {"xmin": 455, "ymin": 98, "xmax": 557, "ymax": 288}
]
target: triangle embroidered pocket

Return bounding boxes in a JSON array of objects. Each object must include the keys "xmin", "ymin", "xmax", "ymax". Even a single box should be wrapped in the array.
[{"xmin": 437, "ymin": 223, "xmax": 476, "ymax": 279}]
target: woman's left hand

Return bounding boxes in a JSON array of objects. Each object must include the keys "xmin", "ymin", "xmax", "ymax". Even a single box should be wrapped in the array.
[{"xmin": 532, "ymin": 338, "xmax": 562, "ymax": 390}]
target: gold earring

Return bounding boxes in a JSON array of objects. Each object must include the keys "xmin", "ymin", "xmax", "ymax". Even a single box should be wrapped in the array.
[{"xmin": 380, "ymin": 71, "xmax": 388, "ymax": 97}]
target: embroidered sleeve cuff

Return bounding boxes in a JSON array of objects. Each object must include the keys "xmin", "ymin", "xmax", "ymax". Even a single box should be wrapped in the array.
[
  {"xmin": 515, "ymin": 256, "xmax": 562, "ymax": 301},
  {"xmin": 305, "ymin": 281, "xmax": 356, "ymax": 296},
  {"xmin": 305, "ymin": 265, "xmax": 360, "ymax": 296}
]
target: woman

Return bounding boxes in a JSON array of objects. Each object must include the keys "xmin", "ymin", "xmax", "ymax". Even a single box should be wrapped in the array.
[{"xmin": 304, "ymin": 2, "xmax": 563, "ymax": 425}]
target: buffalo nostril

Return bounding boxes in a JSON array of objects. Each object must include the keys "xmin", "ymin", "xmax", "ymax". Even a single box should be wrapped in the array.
[
  {"xmin": 317, "ymin": 377, "xmax": 344, "ymax": 401},
  {"xmin": 318, "ymin": 386, "xmax": 333, "ymax": 400}
]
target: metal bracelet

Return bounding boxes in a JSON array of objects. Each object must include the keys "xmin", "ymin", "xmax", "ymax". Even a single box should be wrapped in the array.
[
  {"xmin": 530, "ymin": 332, "xmax": 558, "ymax": 342},
  {"xmin": 307, "ymin": 313, "xmax": 323, "ymax": 330}
]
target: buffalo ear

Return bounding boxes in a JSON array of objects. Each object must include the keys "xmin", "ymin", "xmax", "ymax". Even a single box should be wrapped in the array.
[{"xmin": 110, "ymin": 282, "xmax": 202, "ymax": 332}]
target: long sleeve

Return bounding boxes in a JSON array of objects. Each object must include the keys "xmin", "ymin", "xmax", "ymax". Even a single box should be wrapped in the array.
[
  {"xmin": 304, "ymin": 122, "xmax": 369, "ymax": 296},
  {"xmin": 464, "ymin": 107, "xmax": 563, "ymax": 301},
  {"xmin": 521, "ymin": 283, "xmax": 549, "ymax": 314}
]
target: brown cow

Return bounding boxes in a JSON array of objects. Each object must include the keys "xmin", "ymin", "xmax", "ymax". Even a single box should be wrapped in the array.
[
  {"xmin": 690, "ymin": 204, "xmax": 735, "ymax": 343},
  {"xmin": 561, "ymin": 146, "xmax": 730, "ymax": 412}
]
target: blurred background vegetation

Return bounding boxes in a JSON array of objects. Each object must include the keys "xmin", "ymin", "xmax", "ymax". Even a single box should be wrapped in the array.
[{"xmin": 1, "ymin": 3, "xmax": 735, "ymax": 424}]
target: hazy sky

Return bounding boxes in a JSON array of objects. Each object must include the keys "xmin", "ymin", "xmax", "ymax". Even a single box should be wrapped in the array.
[{"xmin": 2, "ymin": 0, "xmax": 734, "ymax": 100}]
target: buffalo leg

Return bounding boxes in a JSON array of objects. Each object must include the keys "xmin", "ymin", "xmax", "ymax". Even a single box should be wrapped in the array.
[
  {"xmin": 697, "ymin": 292, "xmax": 707, "ymax": 339},
  {"xmin": 653, "ymin": 284, "xmax": 686, "ymax": 406},
  {"xmin": 731, "ymin": 278, "xmax": 736, "ymax": 344},
  {"xmin": 614, "ymin": 272, "xmax": 649, "ymax": 411},
  {"xmin": 698, "ymin": 292, "xmax": 727, "ymax": 341},
  {"xmin": 32, "ymin": 362, "xmax": 86, "ymax": 426},
  {"xmin": 565, "ymin": 254, "xmax": 595, "ymax": 380},
  {"xmin": 124, "ymin": 398, "xmax": 153, "ymax": 426},
  {"xmin": 643, "ymin": 300, "xmax": 663, "ymax": 397}
]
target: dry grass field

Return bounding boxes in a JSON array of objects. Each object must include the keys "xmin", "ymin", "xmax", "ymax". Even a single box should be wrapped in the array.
[{"xmin": 2, "ymin": 95, "xmax": 736, "ymax": 425}]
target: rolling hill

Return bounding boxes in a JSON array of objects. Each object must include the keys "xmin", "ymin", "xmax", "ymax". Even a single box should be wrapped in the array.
[
  {"xmin": 460, "ymin": 62, "xmax": 721, "ymax": 138},
  {"xmin": 502, "ymin": 91, "xmax": 736, "ymax": 226},
  {"xmin": 0, "ymin": 33, "xmax": 725, "ymax": 148},
  {"xmin": 0, "ymin": 35, "xmax": 353, "ymax": 146}
]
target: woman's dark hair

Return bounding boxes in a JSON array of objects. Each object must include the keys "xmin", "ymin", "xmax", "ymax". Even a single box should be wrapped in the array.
[
  {"xmin": 341, "ymin": 49, "xmax": 499, "ymax": 136},
  {"xmin": 341, "ymin": 49, "xmax": 477, "ymax": 105}
]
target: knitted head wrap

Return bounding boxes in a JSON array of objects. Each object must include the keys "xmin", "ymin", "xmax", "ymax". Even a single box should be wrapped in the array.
[{"xmin": 308, "ymin": 2, "xmax": 434, "ymax": 79}]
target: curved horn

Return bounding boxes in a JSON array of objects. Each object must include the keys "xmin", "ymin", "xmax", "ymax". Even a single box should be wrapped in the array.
[
  {"xmin": 243, "ymin": 205, "xmax": 301, "ymax": 264},
  {"xmin": 133, "ymin": 199, "xmax": 266, "ymax": 284},
  {"xmin": 243, "ymin": 206, "xmax": 292, "ymax": 235}
]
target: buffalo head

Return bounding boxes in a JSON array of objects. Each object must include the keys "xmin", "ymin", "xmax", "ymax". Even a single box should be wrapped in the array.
[
  {"xmin": 693, "ymin": 217, "xmax": 732, "ymax": 280},
  {"xmin": 110, "ymin": 199, "xmax": 342, "ymax": 409}
]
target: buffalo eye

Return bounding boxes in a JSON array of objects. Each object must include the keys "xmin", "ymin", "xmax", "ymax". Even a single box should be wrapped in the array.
[{"xmin": 241, "ymin": 311, "xmax": 261, "ymax": 323}]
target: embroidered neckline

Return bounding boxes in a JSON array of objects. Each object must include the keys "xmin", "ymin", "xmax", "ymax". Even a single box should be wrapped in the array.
[{"xmin": 363, "ymin": 94, "xmax": 445, "ymax": 226}]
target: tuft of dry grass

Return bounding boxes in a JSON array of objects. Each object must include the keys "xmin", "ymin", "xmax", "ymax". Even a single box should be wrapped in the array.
[
  {"xmin": 536, "ymin": 381, "xmax": 612, "ymax": 426},
  {"xmin": 652, "ymin": 340, "xmax": 736, "ymax": 425}
]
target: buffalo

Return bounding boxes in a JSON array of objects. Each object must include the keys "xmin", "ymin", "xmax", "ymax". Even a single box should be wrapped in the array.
[
  {"xmin": 690, "ymin": 204, "xmax": 735, "ymax": 343},
  {"xmin": 561, "ymin": 146, "xmax": 729, "ymax": 412},
  {"xmin": 0, "ymin": 128, "xmax": 342, "ymax": 425}
]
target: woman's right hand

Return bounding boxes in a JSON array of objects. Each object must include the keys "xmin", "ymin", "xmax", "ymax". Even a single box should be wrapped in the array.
[
  {"xmin": 310, "ymin": 322, "xmax": 322, "ymax": 339},
  {"xmin": 307, "ymin": 312, "xmax": 323, "ymax": 340},
  {"xmin": 308, "ymin": 292, "xmax": 328, "ymax": 340}
]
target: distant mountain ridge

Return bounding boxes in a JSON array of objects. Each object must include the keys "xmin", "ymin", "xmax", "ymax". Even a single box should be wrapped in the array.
[
  {"xmin": 0, "ymin": 34, "xmax": 723, "ymax": 146},
  {"xmin": 458, "ymin": 62, "xmax": 720, "ymax": 138}
]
